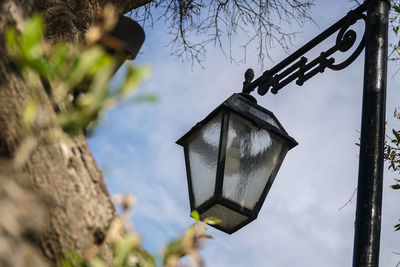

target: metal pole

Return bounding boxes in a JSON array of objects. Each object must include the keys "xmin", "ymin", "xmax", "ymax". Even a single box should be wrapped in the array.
[{"xmin": 353, "ymin": 0, "xmax": 389, "ymax": 266}]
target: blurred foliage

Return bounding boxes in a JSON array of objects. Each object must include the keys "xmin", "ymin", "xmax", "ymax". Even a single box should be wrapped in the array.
[
  {"xmin": 384, "ymin": 110, "xmax": 400, "ymax": 232},
  {"xmin": 383, "ymin": 2, "xmax": 400, "ymax": 237},
  {"xmin": 5, "ymin": 13, "xmax": 220, "ymax": 267},
  {"xmin": 390, "ymin": 0, "xmax": 400, "ymax": 61},
  {"xmin": 59, "ymin": 196, "xmax": 219, "ymax": 267},
  {"xmin": 5, "ymin": 13, "xmax": 152, "ymax": 136}
]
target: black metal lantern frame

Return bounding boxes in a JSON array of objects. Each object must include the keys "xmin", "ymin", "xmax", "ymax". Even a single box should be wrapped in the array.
[{"xmin": 177, "ymin": 93, "xmax": 297, "ymax": 234}]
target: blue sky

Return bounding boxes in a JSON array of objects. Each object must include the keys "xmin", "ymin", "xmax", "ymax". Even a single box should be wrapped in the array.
[{"xmin": 88, "ymin": 1, "xmax": 400, "ymax": 266}]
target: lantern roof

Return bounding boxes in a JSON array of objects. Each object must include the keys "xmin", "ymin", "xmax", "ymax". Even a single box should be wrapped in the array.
[{"xmin": 177, "ymin": 93, "xmax": 298, "ymax": 149}]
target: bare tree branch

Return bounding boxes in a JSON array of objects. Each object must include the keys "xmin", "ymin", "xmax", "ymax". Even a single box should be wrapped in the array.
[{"xmin": 130, "ymin": 0, "xmax": 314, "ymax": 66}]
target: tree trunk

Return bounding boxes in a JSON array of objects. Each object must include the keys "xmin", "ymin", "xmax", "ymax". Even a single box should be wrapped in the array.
[{"xmin": 0, "ymin": 0, "xmax": 150, "ymax": 265}]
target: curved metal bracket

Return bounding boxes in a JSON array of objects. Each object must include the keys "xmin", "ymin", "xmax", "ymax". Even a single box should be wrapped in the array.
[{"xmin": 242, "ymin": 3, "xmax": 366, "ymax": 96}]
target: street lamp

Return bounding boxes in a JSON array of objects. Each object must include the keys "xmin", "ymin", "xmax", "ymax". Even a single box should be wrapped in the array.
[
  {"xmin": 177, "ymin": 0, "xmax": 389, "ymax": 266},
  {"xmin": 176, "ymin": 93, "xmax": 297, "ymax": 233}
]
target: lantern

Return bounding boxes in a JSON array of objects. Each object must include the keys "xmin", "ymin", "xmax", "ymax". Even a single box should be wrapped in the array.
[{"xmin": 176, "ymin": 93, "xmax": 297, "ymax": 234}]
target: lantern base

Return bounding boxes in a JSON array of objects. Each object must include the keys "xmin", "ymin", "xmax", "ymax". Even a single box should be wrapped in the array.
[
  {"xmin": 196, "ymin": 199, "xmax": 256, "ymax": 234},
  {"xmin": 201, "ymin": 204, "xmax": 247, "ymax": 229}
]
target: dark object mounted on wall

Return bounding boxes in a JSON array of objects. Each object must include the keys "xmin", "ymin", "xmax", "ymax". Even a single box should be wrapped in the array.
[{"xmin": 101, "ymin": 16, "xmax": 145, "ymax": 60}]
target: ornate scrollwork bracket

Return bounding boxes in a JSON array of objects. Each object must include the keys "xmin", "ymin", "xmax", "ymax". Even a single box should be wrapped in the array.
[{"xmin": 242, "ymin": 3, "xmax": 367, "ymax": 96}]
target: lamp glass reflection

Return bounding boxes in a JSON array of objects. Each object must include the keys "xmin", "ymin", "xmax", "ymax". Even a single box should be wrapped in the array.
[
  {"xmin": 188, "ymin": 114, "xmax": 222, "ymax": 207},
  {"xmin": 222, "ymin": 113, "xmax": 284, "ymax": 210}
]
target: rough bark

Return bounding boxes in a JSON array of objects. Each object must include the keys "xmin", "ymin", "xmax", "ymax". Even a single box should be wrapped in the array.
[
  {"xmin": 0, "ymin": 0, "xmax": 150, "ymax": 264},
  {"xmin": 0, "ymin": 160, "xmax": 50, "ymax": 267}
]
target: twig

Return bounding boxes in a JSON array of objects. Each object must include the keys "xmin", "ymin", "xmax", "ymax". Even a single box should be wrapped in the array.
[{"xmin": 338, "ymin": 187, "xmax": 357, "ymax": 211}]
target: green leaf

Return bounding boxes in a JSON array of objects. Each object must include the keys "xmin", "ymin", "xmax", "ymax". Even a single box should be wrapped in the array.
[
  {"xmin": 30, "ymin": 57, "xmax": 53, "ymax": 78},
  {"xmin": 60, "ymin": 106, "xmax": 101, "ymax": 135},
  {"xmin": 134, "ymin": 249, "xmax": 157, "ymax": 267},
  {"xmin": 113, "ymin": 234, "xmax": 140, "ymax": 267},
  {"xmin": 5, "ymin": 27, "xmax": 18, "ymax": 52},
  {"xmin": 203, "ymin": 217, "xmax": 222, "ymax": 225},
  {"xmin": 88, "ymin": 63, "xmax": 114, "ymax": 97},
  {"xmin": 200, "ymin": 234, "xmax": 214, "ymax": 239},
  {"xmin": 395, "ymin": 223, "xmax": 400, "ymax": 231},
  {"xmin": 394, "ymin": 26, "xmax": 399, "ymax": 36},
  {"xmin": 23, "ymin": 99, "xmax": 38, "ymax": 129},
  {"xmin": 190, "ymin": 210, "xmax": 200, "ymax": 223},
  {"xmin": 117, "ymin": 65, "xmax": 150, "ymax": 98},
  {"xmin": 394, "ymin": 4, "xmax": 400, "ymax": 13},
  {"xmin": 89, "ymin": 258, "xmax": 106, "ymax": 267},
  {"xmin": 134, "ymin": 94, "xmax": 158, "ymax": 103},
  {"xmin": 164, "ymin": 238, "xmax": 184, "ymax": 260},
  {"xmin": 67, "ymin": 46, "xmax": 107, "ymax": 87},
  {"xmin": 392, "ymin": 129, "xmax": 400, "ymax": 142},
  {"xmin": 59, "ymin": 251, "xmax": 87, "ymax": 267},
  {"xmin": 21, "ymin": 15, "xmax": 44, "ymax": 58},
  {"xmin": 390, "ymin": 184, "xmax": 400, "ymax": 190},
  {"xmin": 49, "ymin": 43, "xmax": 69, "ymax": 77}
]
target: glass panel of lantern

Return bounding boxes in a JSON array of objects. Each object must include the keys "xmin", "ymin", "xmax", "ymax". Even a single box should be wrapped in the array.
[{"xmin": 177, "ymin": 93, "xmax": 297, "ymax": 234}]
